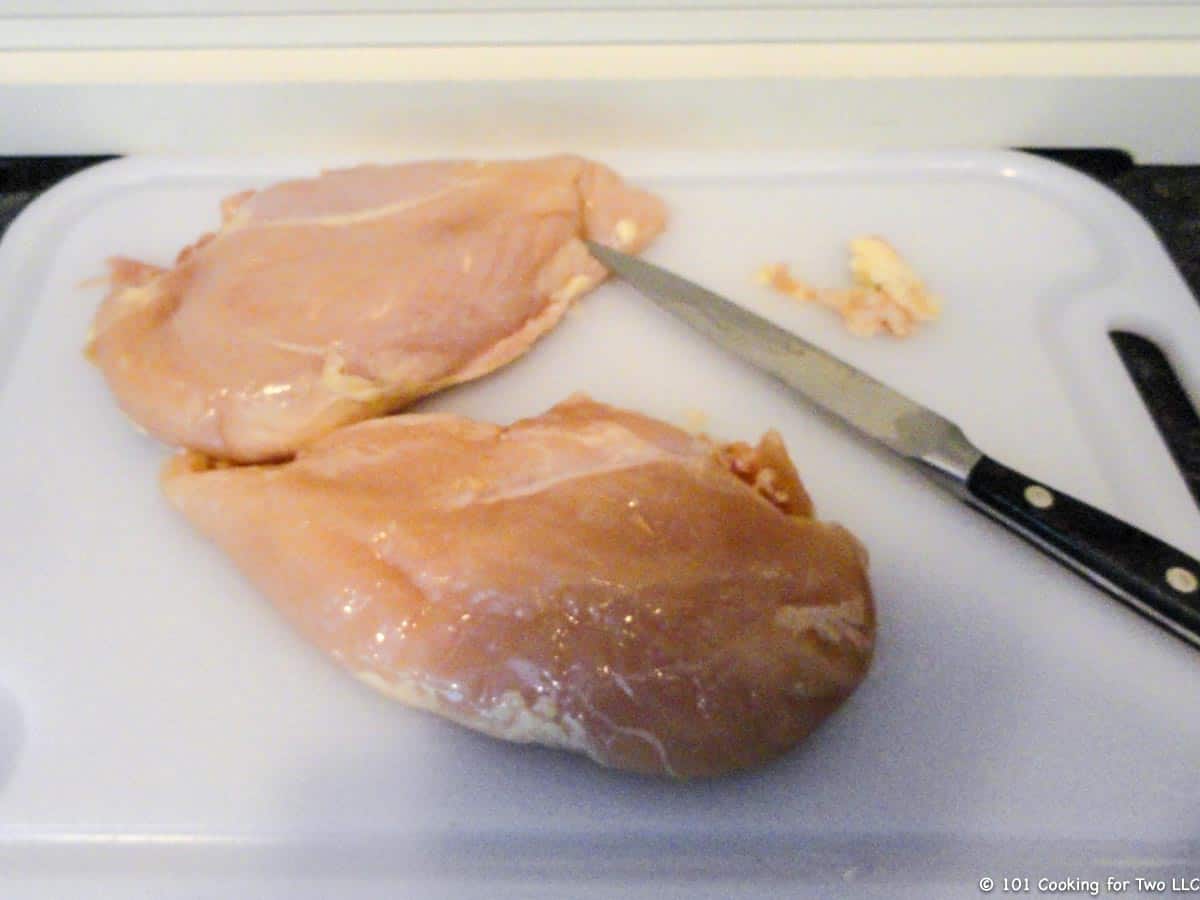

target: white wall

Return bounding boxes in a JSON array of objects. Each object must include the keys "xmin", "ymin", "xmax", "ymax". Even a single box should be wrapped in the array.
[{"xmin": 2, "ymin": 5, "xmax": 1198, "ymax": 160}]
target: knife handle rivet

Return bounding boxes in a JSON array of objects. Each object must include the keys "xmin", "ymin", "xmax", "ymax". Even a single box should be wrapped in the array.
[
  {"xmin": 1023, "ymin": 484, "xmax": 1054, "ymax": 509},
  {"xmin": 1166, "ymin": 566, "xmax": 1199, "ymax": 594}
]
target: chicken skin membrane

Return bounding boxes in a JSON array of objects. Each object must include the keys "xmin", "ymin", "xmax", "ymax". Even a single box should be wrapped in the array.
[
  {"xmin": 162, "ymin": 396, "xmax": 874, "ymax": 778},
  {"xmin": 87, "ymin": 156, "xmax": 667, "ymax": 462}
]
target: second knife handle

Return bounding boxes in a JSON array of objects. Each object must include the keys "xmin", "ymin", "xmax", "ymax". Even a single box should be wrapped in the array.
[{"xmin": 965, "ymin": 455, "xmax": 1200, "ymax": 649}]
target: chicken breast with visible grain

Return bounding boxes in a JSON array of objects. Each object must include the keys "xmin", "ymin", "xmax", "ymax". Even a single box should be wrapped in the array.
[
  {"xmin": 162, "ymin": 395, "xmax": 875, "ymax": 778},
  {"xmin": 88, "ymin": 156, "xmax": 666, "ymax": 462}
]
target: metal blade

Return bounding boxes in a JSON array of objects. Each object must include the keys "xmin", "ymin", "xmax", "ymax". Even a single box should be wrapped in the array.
[{"xmin": 586, "ymin": 241, "xmax": 982, "ymax": 487}]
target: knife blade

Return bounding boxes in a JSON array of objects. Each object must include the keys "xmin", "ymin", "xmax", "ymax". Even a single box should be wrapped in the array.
[{"xmin": 585, "ymin": 240, "xmax": 1200, "ymax": 650}]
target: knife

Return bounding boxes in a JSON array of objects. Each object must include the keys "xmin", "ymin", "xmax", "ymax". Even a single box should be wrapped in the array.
[{"xmin": 585, "ymin": 240, "xmax": 1200, "ymax": 650}]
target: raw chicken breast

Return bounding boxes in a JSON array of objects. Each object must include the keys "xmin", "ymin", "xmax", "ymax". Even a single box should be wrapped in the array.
[
  {"xmin": 87, "ymin": 156, "xmax": 666, "ymax": 462},
  {"xmin": 163, "ymin": 395, "xmax": 875, "ymax": 778}
]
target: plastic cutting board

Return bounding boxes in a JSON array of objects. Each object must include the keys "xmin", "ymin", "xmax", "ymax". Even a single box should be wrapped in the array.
[{"xmin": 1, "ymin": 151, "xmax": 1198, "ymax": 898}]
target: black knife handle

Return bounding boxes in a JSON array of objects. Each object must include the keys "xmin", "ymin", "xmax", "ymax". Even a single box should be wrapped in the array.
[{"xmin": 965, "ymin": 455, "xmax": 1200, "ymax": 649}]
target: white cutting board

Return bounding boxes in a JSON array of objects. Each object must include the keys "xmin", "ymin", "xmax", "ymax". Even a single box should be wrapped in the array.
[{"xmin": 1, "ymin": 152, "xmax": 1198, "ymax": 898}]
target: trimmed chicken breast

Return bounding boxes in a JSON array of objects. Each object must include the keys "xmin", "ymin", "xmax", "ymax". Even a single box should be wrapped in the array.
[
  {"xmin": 163, "ymin": 395, "xmax": 875, "ymax": 778},
  {"xmin": 88, "ymin": 156, "xmax": 666, "ymax": 462}
]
